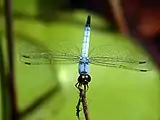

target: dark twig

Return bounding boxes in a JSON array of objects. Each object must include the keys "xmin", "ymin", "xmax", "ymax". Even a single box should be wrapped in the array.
[
  {"xmin": 0, "ymin": 33, "xmax": 9, "ymax": 120},
  {"xmin": 4, "ymin": 0, "xmax": 18, "ymax": 119},
  {"xmin": 108, "ymin": 0, "xmax": 129, "ymax": 35},
  {"xmin": 81, "ymin": 88, "xmax": 90, "ymax": 120},
  {"xmin": 18, "ymin": 85, "xmax": 60, "ymax": 119},
  {"xmin": 76, "ymin": 87, "xmax": 90, "ymax": 120}
]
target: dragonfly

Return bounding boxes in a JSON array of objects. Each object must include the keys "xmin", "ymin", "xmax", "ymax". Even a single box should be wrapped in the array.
[{"xmin": 19, "ymin": 15, "xmax": 151, "ymax": 90}]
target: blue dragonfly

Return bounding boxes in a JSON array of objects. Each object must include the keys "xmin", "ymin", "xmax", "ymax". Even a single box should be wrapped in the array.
[{"xmin": 19, "ymin": 15, "xmax": 151, "ymax": 90}]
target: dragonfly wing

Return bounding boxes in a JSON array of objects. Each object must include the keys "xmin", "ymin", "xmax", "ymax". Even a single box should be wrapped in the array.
[
  {"xmin": 20, "ymin": 54, "xmax": 80, "ymax": 65},
  {"xmin": 90, "ymin": 60, "xmax": 151, "ymax": 72},
  {"xmin": 19, "ymin": 41, "xmax": 80, "ymax": 65},
  {"xmin": 89, "ymin": 44, "xmax": 152, "ymax": 72}
]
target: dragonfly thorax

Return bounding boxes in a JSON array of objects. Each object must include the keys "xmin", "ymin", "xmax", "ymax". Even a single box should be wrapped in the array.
[
  {"xmin": 79, "ymin": 56, "xmax": 90, "ymax": 63},
  {"xmin": 78, "ymin": 56, "xmax": 90, "ymax": 74}
]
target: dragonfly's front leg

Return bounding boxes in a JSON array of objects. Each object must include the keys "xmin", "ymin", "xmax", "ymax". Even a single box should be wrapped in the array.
[
  {"xmin": 85, "ymin": 84, "xmax": 89, "ymax": 91},
  {"xmin": 75, "ymin": 82, "xmax": 79, "ymax": 88},
  {"xmin": 75, "ymin": 82, "xmax": 83, "ymax": 90},
  {"xmin": 76, "ymin": 97, "xmax": 82, "ymax": 119}
]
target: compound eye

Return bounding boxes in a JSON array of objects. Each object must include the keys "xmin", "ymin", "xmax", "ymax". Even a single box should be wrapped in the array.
[
  {"xmin": 82, "ymin": 75, "xmax": 85, "ymax": 79},
  {"xmin": 85, "ymin": 74, "xmax": 91, "ymax": 83},
  {"xmin": 78, "ymin": 74, "xmax": 86, "ymax": 83}
]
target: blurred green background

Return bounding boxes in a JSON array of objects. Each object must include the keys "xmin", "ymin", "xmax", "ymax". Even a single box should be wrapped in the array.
[{"xmin": 1, "ymin": 0, "xmax": 160, "ymax": 120}]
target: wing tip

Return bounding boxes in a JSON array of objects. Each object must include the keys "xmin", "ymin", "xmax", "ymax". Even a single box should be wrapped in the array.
[
  {"xmin": 22, "ymin": 55, "xmax": 30, "ymax": 58},
  {"xmin": 24, "ymin": 62, "xmax": 31, "ymax": 65},
  {"xmin": 139, "ymin": 61, "xmax": 147, "ymax": 64},
  {"xmin": 140, "ymin": 69, "xmax": 149, "ymax": 72}
]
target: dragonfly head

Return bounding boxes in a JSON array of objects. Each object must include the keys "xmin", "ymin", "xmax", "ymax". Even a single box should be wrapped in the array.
[{"xmin": 78, "ymin": 72, "xmax": 91, "ymax": 85}]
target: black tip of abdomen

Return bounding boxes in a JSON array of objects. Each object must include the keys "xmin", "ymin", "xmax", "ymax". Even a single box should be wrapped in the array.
[{"xmin": 85, "ymin": 15, "xmax": 91, "ymax": 27}]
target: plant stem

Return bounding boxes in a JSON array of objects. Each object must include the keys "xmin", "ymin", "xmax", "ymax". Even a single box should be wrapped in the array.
[
  {"xmin": 81, "ymin": 88, "xmax": 90, "ymax": 120},
  {"xmin": 76, "ymin": 88, "xmax": 90, "ymax": 120},
  {"xmin": 4, "ymin": 0, "xmax": 18, "ymax": 119}
]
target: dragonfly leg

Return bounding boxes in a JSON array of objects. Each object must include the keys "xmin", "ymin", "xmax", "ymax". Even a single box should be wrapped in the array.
[
  {"xmin": 84, "ymin": 84, "xmax": 89, "ymax": 91},
  {"xmin": 76, "ymin": 97, "xmax": 82, "ymax": 119},
  {"xmin": 75, "ymin": 82, "xmax": 83, "ymax": 90},
  {"xmin": 75, "ymin": 82, "xmax": 79, "ymax": 89}
]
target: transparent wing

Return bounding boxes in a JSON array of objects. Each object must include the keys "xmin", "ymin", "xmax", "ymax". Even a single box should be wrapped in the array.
[
  {"xmin": 19, "ymin": 41, "xmax": 80, "ymax": 65},
  {"xmin": 89, "ymin": 44, "xmax": 152, "ymax": 72}
]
